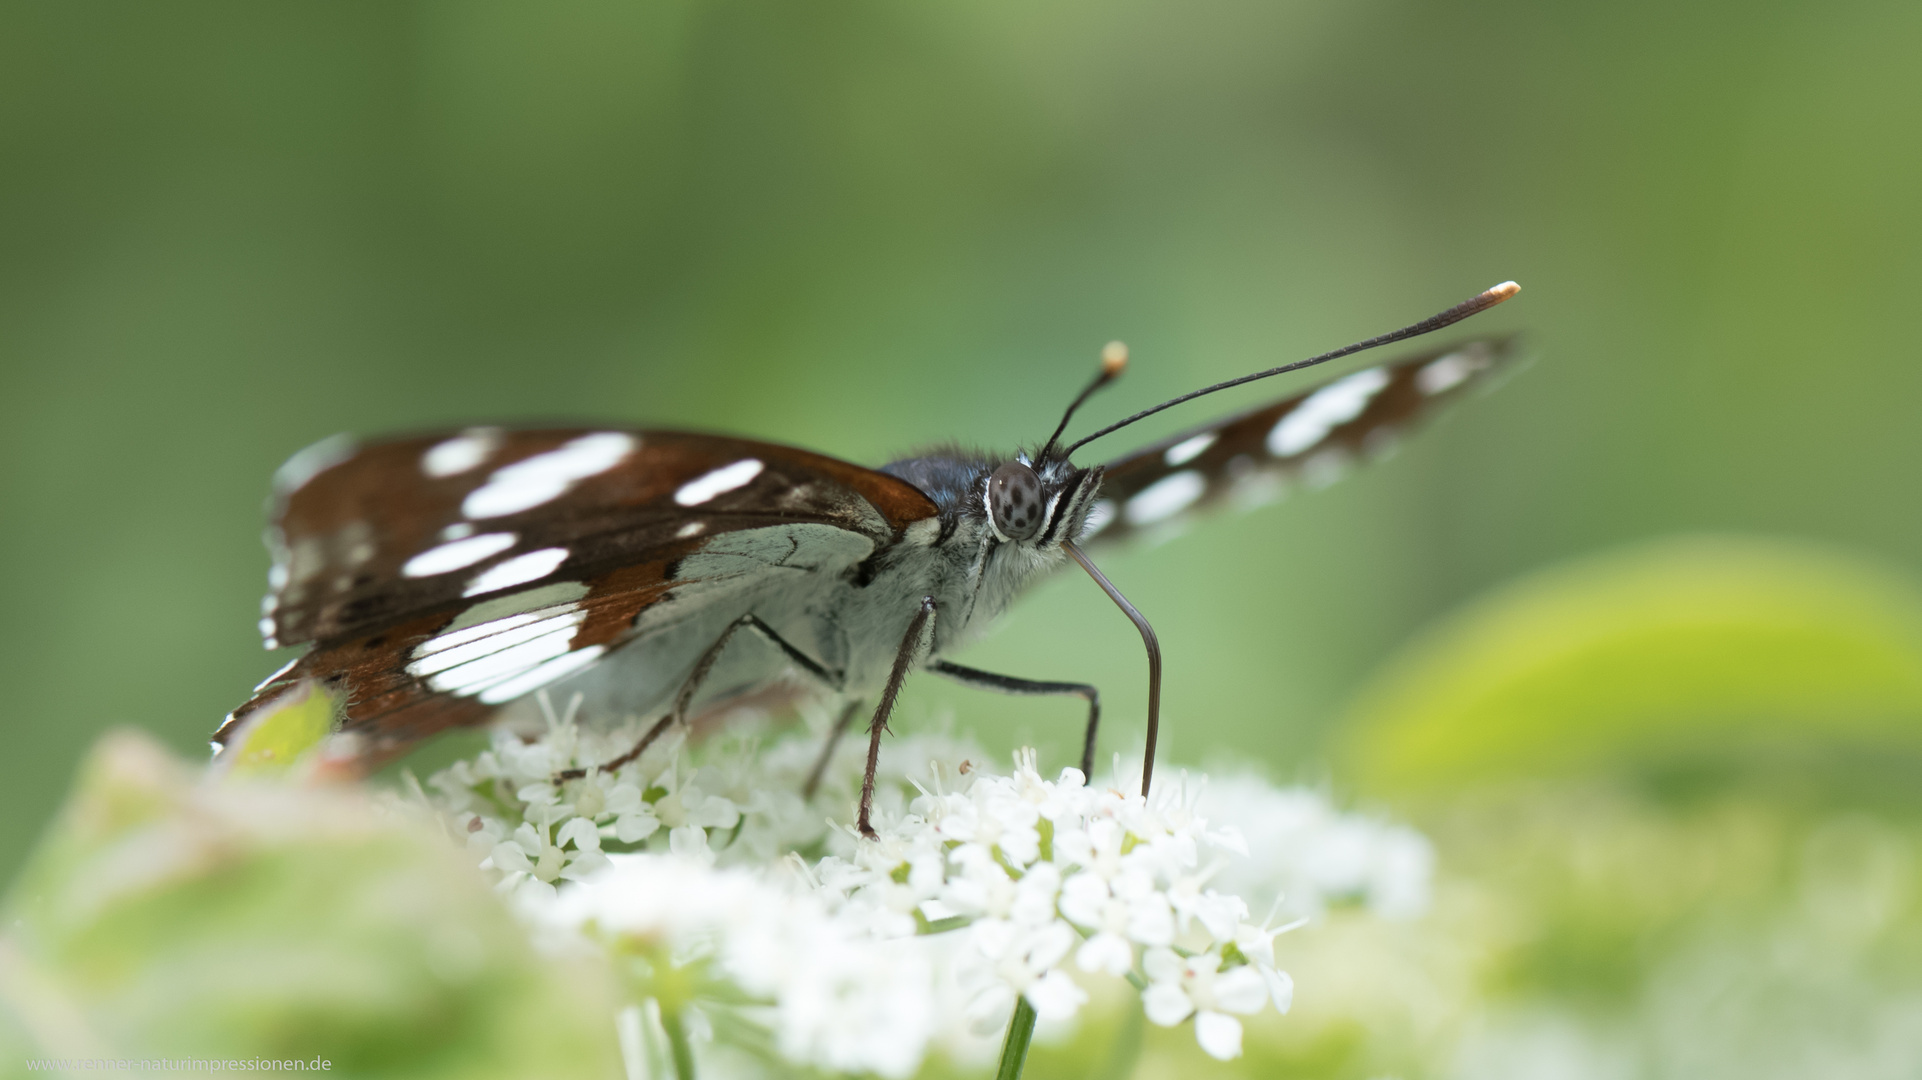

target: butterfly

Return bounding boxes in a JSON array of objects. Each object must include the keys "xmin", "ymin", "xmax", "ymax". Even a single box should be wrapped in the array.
[{"xmin": 220, "ymin": 283, "xmax": 1519, "ymax": 835}]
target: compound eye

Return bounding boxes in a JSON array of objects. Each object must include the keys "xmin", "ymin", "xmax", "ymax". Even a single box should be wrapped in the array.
[{"xmin": 988, "ymin": 461, "xmax": 1045, "ymax": 541}]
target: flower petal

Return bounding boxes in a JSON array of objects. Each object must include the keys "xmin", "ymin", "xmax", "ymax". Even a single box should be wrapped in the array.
[
  {"xmin": 490, "ymin": 841, "xmax": 533, "ymax": 874},
  {"xmin": 1194, "ymin": 1010, "xmax": 1243, "ymax": 1060},
  {"xmin": 1212, "ymin": 966, "xmax": 1270, "ymax": 1015},
  {"xmin": 614, "ymin": 812, "xmax": 660, "ymax": 843},
  {"xmin": 1075, "ymin": 932, "xmax": 1135, "ymax": 976},
  {"xmin": 556, "ymin": 816, "xmax": 602, "ymax": 852},
  {"xmin": 1023, "ymin": 969, "xmax": 1088, "ymax": 1022},
  {"xmin": 1142, "ymin": 982, "xmax": 1195, "ymax": 1027},
  {"xmin": 668, "ymin": 824, "xmax": 711, "ymax": 862},
  {"xmin": 1142, "ymin": 946, "xmax": 1184, "ymax": 983},
  {"xmin": 1260, "ymin": 966, "xmax": 1294, "ymax": 1014}
]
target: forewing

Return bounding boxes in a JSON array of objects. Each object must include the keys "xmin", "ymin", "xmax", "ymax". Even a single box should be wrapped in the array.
[
  {"xmin": 222, "ymin": 427, "xmax": 938, "ymax": 759},
  {"xmin": 1081, "ymin": 337, "xmax": 1519, "ymax": 545}
]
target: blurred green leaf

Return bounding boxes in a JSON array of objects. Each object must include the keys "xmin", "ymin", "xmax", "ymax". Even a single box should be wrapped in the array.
[
  {"xmin": 217, "ymin": 680, "xmax": 336, "ymax": 778},
  {"xmin": 0, "ymin": 730, "xmax": 624, "ymax": 1079},
  {"xmin": 1342, "ymin": 536, "xmax": 1922, "ymax": 796}
]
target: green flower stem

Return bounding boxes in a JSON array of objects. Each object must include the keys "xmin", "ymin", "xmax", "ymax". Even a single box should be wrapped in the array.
[
  {"xmin": 662, "ymin": 1005, "xmax": 697, "ymax": 1080},
  {"xmin": 995, "ymin": 996, "xmax": 1039, "ymax": 1080}
]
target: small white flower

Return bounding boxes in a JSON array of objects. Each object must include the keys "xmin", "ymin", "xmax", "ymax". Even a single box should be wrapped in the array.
[
  {"xmin": 669, "ymin": 823, "xmax": 713, "ymax": 864},
  {"xmin": 1141, "ymin": 947, "xmax": 1270, "ymax": 1060},
  {"xmin": 1233, "ymin": 913, "xmax": 1305, "ymax": 1013},
  {"xmin": 1059, "ymin": 869, "xmax": 1173, "ymax": 974},
  {"xmin": 1166, "ymin": 868, "xmax": 1249, "ymax": 944},
  {"xmin": 963, "ymin": 918, "xmax": 1087, "ymax": 1027}
]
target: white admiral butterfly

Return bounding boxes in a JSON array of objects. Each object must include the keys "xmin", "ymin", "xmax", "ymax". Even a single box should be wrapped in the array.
[{"xmin": 221, "ymin": 283, "xmax": 1519, "ymax": 835}]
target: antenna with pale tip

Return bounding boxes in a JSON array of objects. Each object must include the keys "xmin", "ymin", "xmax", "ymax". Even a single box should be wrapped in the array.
[
  {"xmin": 1037, "ymin": 340, "xmax": 1131, "ymax": 462},
  {"xmin": 1064, "ymin": 281, "xmax": 1520, "ymax": 456}
]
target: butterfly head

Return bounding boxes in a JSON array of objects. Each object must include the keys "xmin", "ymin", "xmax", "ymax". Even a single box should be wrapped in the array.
[
  {"xmin": 962, "ymin": 338, "xmax": 1125, "ymax": 549},
  {"xmin": 981, "ymin": 455, "xmax": 1103, "ymax": 550}
]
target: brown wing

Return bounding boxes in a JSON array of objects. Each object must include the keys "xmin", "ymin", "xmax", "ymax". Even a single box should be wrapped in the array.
[
  {"xmin": 1082, "ymin": 337, "xmax": 1520, "ymax": 545},
  {"xmin": 222, "ymin": 427, "xmax": 938, "ymax": 761}
]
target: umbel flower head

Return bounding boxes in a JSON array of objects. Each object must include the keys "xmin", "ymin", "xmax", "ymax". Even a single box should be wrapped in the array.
[{"xmin": 421, "ymin": 707, "xmax": 1433, "ymax": 1075}]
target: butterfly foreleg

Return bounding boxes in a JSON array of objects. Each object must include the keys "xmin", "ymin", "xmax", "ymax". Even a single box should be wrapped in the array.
[
  {"xmin": 929, "ymin": 659, "xmax": 1101, "ymax": 779},
  {"xmin": 857, "ymin": 596, "xmax": 938, "ymax": 839},
  {"xmin": 555, "ymin": 613, "xmax": 843, "ymax": 782},
  {"xmin": 802, "ymin": 697, "xmax": 865, "ymax": 802}
]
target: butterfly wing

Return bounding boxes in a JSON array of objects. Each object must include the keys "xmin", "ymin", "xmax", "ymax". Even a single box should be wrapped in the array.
[
  {"xmin": 1081, "ymin": 337, "xmax": 1519, "ymax": 545},
  {"xmin": 223, "ymin": 427, "xmax": 939, "ymax": 761}
]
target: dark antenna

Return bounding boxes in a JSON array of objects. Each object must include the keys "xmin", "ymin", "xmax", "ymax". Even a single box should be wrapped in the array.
[
  {"xmin": 1036, "ymin": 341, "xmax": 1129, "ymax": 462},
  {"xmin": 1064, "ymin": 281, "xmax": 1519, "ymax": 457}
]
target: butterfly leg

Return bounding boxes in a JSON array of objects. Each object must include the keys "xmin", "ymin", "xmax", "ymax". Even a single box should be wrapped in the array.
[
  {"xmin": 555, "ymin": 614, "xmax": 843, "ymax": 781},
  {"xmin": 802, "ymin": 698, "xmax": 865, "ymax": 802},
  {"xmin": 928, "ymin": 659, "xmax": 1101, "ymax": 779},
  {"xmin": 857, "ymin": 596, "xmax": 938, "ymax": 839}
]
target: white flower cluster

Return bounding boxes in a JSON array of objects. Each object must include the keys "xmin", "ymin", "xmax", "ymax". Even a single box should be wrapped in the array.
[
  {"xmin": 1198, "ymin": 773, "xmax": 1436, "ymax": 921},
  {"xmin": 421, "ymin": 707, "xmax": 1433, "ymax": 1074},
  {"xmin": 814, "ymin": 749, "xmax": 1297, "ymax": 1062},
  {"xmin": 430, "ymin": 716, "xmax": 739, "ymax": 901},
  {"xmin": 545, "ymin": 854, "xmax": 938, "ymax": 1079}
]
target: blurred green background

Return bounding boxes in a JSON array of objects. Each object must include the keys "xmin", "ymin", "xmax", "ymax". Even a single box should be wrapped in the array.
[{"xmin": 4, "ymin": 0, "xmax": 1920, "ymax": 890}]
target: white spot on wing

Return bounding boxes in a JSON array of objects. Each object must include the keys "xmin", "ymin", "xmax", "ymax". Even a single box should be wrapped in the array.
[
  {"xmin": 1124, "ymin": 471, "xmax": 1206, "ymax": 526},
  {"xmin": 408, "ymin": 606, "xmax": 589, "ymax": 696},
  {"xmin": 1079, "ymin": 499, "xmax": 1116, "ymax": 538},
  {"xmin": 272, "ymin": 433, "xmax": 356, "ymax": 496},
  {"xmin": 477, "ymin": 644, "xmax": 606, "ymax": 704},
  {"xmin": 428, "ymin": 628, "xmax": 575, "ymax": 694},
  {"xmin": 1364, "ymin": 426, "xmax": 1401, "ymax": 461},
  {"xmin": 402, "ymin": 532, "xmax": 518, "ymax": 578},
  {"xmin": 675, "ymin": 521, "xmax": 706, "ymax": 539},
  {"xmin": 267, "ymin": 563, "xmax": 288, "ymax": 590},
  {"xmin": 463, "ymin": 547, "xmax": 570, "ymax": 596},
  {"xmin": 258, "ymin": 617, "xmax": 277, "ymax": 639},
  {"xmin": 415, "ymin": 608, "xmax": 558, "ymax": 659},
  {"xmin": 675, "ymin": 458, "xmax": 765, "ymax": 506},
  {"xmin": 441, "ymin": 522, "xmax": 475, "ymax": 541},
  {"xmin": 1229, "ymin": 469, "xmax": 1290, "ymax": 510},
  {"xmin": 422, "ymin": 428, "xmax": 503, "ymax": 478},
  {"xmin": 253, "ymin": 657, "xmax": 299, "ymax": 693},
  {"xmin": 1303, "ymin": 448, "xmax": 1353, "ymax": 490},
  {"xmin": 1416, "ymin": 351, "xmax": 1482, "ymax": 395},
  {"xmin": 1163, "ymin": 432, "xmax": 1217, "ymax": 467},
  {"xmin": 443, "ymin": 582, "xmax": 590, "ymax": 633},
  {"xmin": 462, "ymin": 432, "xmax": 638, "ymax": 519},
  {"xmin": 408, "ymin": 606, "xmax": 585, "ymax": 677},
  {"xmin": 1266, "ymin": 367, "xmax": 1391, "ymax": 458}
]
